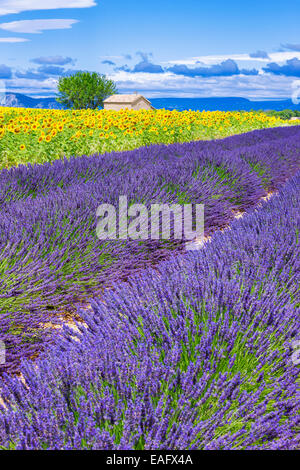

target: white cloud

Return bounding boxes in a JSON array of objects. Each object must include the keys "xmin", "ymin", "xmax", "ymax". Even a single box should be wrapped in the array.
[
  {"xmin": 109, "ymin": 69, "xmax": 297, "ymax": 100},
  {"xmin": 4, "ymin": 70, "xmax": 297, "ymax": 100},
  {"xmin": 165, "ymin": 51, "xmax": 300, "ymax": 67},
  {"xmin": 0, "ymin": 1, "xmax": 96, "ymax": 16},
  {"xmin": 0, "ymin": 19, "xmax": 79, "ymax": 33},
  {"xmin": 4, "ymin": 75, "xmax": 58, "ymax": 95},
  {"xmin": 268, "ymin": 52, "xmax": 300, "ymax": 62},
  {"xmin": 165, "ymin": 54, "xmax": 254, "ymax": 66},
  {"xmin": 0, "ymin": 36, "xmax": 28, "ymax": 41}
]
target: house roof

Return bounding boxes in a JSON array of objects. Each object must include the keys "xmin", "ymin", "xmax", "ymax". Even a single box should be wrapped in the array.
[{"xmin": 103, "ymin": 94, "xmax": 152, "ymax": 105}]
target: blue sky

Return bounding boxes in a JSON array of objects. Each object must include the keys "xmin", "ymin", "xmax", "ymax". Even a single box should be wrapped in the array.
[{"xmin": 0, "ymin": 0, "xmax": 300, "ymax": 99}]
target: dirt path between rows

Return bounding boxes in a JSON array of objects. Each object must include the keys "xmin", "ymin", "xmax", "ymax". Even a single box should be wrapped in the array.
[
  {"xmin": 185, "ymin": 191, "xmax": 275, "ymax": 250},
  {"xmin": 55, "ymin": 190, "xmax": 278, "ymax": 326}
]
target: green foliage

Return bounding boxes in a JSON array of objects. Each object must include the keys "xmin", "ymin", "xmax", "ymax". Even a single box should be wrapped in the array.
[
  {"xmin": 264, "ymin": 109, "xmax": 300, "ymax": 120},
  {"xmin": 56, "ymin": 71, "xmax": 117, "ymax": 110}
]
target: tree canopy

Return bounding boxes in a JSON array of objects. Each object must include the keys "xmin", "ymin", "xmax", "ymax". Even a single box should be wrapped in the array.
[{"xmin": 56, "ymin": 71, "xmax": 117, "ymax": 109}]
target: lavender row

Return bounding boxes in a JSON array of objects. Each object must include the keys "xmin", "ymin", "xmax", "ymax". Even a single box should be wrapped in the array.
[{"xmin": 0, "ymin": 172, "xmax": 299, "ymax": 450}]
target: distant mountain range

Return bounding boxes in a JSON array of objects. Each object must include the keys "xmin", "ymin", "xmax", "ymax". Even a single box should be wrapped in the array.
[
  {"xmin": 0, "ymin": 93, "xmax": 299, "ymax": 112},
  {"xmin": 0, "ymin": 93, "xmax": 61, "ymax": 109},
  {"xmin": 151, "ymin": 97, "xmax": 300, "ymax": 112}
]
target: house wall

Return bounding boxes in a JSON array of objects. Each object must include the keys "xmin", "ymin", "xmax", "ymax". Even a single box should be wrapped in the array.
[
  {"xmin": 132, "ymin": 100, "xmax": 152, "ymax": 110},
  {"xmin": 104, "ymin": 99, "xmax": 152, "ymax": 111},
  {"xmin": 104, "ymin": 103, "xmax": 133, "ymax": 111}
]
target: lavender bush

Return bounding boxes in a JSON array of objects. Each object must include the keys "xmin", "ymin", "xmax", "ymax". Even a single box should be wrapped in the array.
[
  {"xmin": 0, "ymin": 172, "xmax": 299, "ymax": 450},
  {"xmin": 0, "ymin": 126, "xmax": 299, "ymax": 374}
]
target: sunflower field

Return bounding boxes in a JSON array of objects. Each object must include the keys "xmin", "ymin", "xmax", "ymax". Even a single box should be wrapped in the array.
[{"xmin": 0, "ymin": 106, "xmax": 293, "ymax": 170}]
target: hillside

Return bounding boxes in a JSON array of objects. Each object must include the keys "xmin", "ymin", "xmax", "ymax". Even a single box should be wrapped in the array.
[
  {"xmin": 1, "ymin": 93, "xmax": 300, "ymax": 112},
  {"xmin": 0, "ymin": 93, "xmax": 61, "ymax": 109}
]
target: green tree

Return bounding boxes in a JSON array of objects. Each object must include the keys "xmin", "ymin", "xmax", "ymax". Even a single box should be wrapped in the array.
[{"xmin": 56, "ymin": 71, "xmax": 117, "ymax": 109}]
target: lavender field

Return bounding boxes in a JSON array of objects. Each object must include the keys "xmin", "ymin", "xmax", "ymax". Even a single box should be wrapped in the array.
[{"xmin": 0, "ymin": 126, "xmax": 299, "ymax": 450}]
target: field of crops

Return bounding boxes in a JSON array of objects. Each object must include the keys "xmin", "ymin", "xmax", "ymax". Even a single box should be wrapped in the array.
[
  {"xmin": 1, "ymin": 125, "xmax": 299, "ymax": 376},
  {"xmin": 0, "ymin": 113, "xmax": 299, "ymax": 450},
  {"xmin": 0, "ymin": 170, "xmax": 299, "ymax": 450},
  {"xmin": 0, "ymin": 107, "xmax": 292, "ymax": 170}
]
